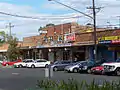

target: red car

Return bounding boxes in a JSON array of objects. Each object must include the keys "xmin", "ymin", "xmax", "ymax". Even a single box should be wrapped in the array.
[
  {"xmin": 2, "ymin": 59, "xmax": 22, "ymax": 66},
  {"xmin": 91, "ymin": 65, "xmax": 104, "ymax": 74}
]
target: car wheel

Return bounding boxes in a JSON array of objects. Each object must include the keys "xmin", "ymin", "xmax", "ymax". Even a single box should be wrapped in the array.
[
  {"xmin": 116, "ymin": 68, "xmax": 120, "ymax": 76},
  {"xmin": 6, "ymin": 64, "xmax": 9, "ymax": 66},
  {"xmin": 53, "ymin": 67, "xmax": 58, "ymax": 71},
  {"xmin": 45, "ymin": 64, "xmax": 48, "ymax": 68},
  {"xmin": 87, "ymin": 69, "xmax": 91, "ymax": 74},
  {"xmin": 31, "ymin": 65, "xmax": 35, "ymax": 68},
  {"xmin": 73, "ymin": 68, "xmax": 78, "ymax": 73},
  {"xmin": 101, "ymin": 70, "xmax": 105, "ymax": 75},
  {"xmin": 18, "ymin": 64, "xmax": 22, "ymax": 68}
]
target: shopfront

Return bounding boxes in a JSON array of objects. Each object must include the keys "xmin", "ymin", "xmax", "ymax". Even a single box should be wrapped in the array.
[{"xmin": 97, "ymin": 36, "xmax": 120, "ymax": 62}]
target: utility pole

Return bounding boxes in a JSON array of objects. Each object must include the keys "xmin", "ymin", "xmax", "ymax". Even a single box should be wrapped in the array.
[
  {"xmin": 6, "ymin": 23, "xmax": 14, "ymax": 40},
  {"xmin": 87, "ymin": 0, "xmax": 102, "ymax": 61},
  {"xmin": 117, "ymin": 16, "xmax": 120, "ymax": 28}
]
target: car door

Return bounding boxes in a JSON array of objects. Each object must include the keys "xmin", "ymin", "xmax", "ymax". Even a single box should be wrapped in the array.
[
  {"xmin": 87, "ymin": 61, "xmax": 95, "ymax": 69},
  {"xmin": 36, "ymin": 60, "xmax": 47, "ymax": 67},
  {"xmin": 59, "ymin": 61, "xmax": 71, "ymax": 70}
]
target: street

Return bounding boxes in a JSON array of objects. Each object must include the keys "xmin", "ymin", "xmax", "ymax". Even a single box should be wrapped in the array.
[{"xmin": 0, "ymin": 68, "xmax": 119, "ymax": 90}]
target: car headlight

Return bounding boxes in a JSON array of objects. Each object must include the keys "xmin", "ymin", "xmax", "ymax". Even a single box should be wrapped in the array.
[
  {"xmin": 110, "ymin": 66, "xmax": 115, "ymax": 69},
  {"xmin": 83, "ymin": 66, "xmax": 88, "ymax": 70}
]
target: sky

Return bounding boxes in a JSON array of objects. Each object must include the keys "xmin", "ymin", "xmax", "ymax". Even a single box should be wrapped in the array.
[{"xmin": 0, "ymin": 0, "xmax": 120, "ymax": 40}]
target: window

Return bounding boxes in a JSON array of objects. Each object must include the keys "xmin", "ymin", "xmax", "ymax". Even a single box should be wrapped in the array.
[
  {"xmin": 58, "ymin": 35, "xmax": 62, "ymax": 41},
  {"xmin": 25, "ymin": 60, "xmax": 33, "ymax": 63},
  {"xmin": 54, "ymin": 61, "xmax": 61, "ymax": 64},
  {"xmin": 49, "ymin": 36, "xmax": 53, "ymax": 41},
  {"xmin": 87, "ymin": 61, "xmax": 94, "ymax": 66},
  {"xmin": 81, "ymin": 62, "xmax": 87, "ymax": 66},
  {"xmin": 37, "ymin": 60, "xmax": 46, "ymax": 62},
  {"xmin": 62, "ymin": 61, "xmax": 71, "ymax": 64},
  {"xmin": 43, "ymin": 36, "xmax": 48, "ymax": 42}
]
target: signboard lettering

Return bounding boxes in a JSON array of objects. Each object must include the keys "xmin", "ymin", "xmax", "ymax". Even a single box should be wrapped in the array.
[
  {"xmin": 64, "ymin": 33, "xmax": 75, "ymax": 42},
  {"xmin": 98, "ymin": 36, "xmax": 120, "ymax": 41},
  {"xmin": 112, "ymin": 40, "xmax": 120, "ymax": 44},
  {"xmin": 98, "ymin": 40, "xmax": 111, "ymax": 44}
]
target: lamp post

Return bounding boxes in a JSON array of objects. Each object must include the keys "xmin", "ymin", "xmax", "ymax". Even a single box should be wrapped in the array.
[{"xmin": 48, "ymin": 0, "xmax": 97, "ymax": 61}]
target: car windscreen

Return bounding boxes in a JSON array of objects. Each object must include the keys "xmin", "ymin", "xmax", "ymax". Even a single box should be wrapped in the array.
[
  {"xmin": 54, "ymin": 61, "xmax": 61, "ymax": 64},
  {"xmin": 25, "ymin": 60, "xmax": 33, "ymax": 63},
  {"xmin": 116, "ymin": 58, "xmax": 120, "ymax": 62}
]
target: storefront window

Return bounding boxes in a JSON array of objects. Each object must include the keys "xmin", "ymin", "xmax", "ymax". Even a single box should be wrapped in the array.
[{"xmin": 117, "ymin": 52, "xmax": 120, "ymax": 58}]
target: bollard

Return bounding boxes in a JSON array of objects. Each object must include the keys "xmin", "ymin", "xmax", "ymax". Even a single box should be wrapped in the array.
[
  {"xmin": 50, "ymin": 67, "xmax": 53, "ymax": 77},
  {"xmin": 45, "ymin": 68, "xmax": 49, "ymax": 78},
  {"xmin": 45, "ymin": 67, "xmax": 54, "ymax": 79}
]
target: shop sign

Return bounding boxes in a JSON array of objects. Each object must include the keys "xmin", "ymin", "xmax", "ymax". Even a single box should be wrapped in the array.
[
  {"xmin": 98, "ymin": 40, "xmax": 111, "ymax": 44},
  {"xmin": 98, "ymin": 36, "xmax": 120, "ymax": 41},
  {"xmin": 112, "ymin": 40, "xmax": 120, "ymax": 44},
  {"xmin": 36, "ymin": 45, "xmax": 44, "ymax": 48},
  {"xmin": 53, "ymin": 43, "xmax": 72, "ymax": 47},
  {"xmin": 64, "ymin": 33, "xmax": 75, "ymax": 42},
  {"xmin": 74, "ymin": 41, "xmax": 94, "ymax": 45}
]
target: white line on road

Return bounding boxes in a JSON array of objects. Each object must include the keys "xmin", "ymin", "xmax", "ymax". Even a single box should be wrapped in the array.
[{"xmin": 12, "ymin": 73, "xmax": 20, "ymax": 75}]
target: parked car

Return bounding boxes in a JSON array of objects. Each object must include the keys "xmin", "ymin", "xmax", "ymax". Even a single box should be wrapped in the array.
[
  {"xmin": 64, "ymin": 61, "xmax": 87, "ymax": 73},
  {"xmin": 2, "ymin": 59, "xmax": 22, "ymax": 66},
  {"xmin": 91, "ymin": 58, "xmax": 120, "ymax": 75},
  {"xmin": 91, "ymin": 65, "xmax": 104, "ymax": 74},
  {"xmin": 49, "ymin": 60, "xmax": 75, "ymax": 71},
  {"xmin": 78, "ymin": 61, "xmax": 96, "ymax": 74},
  {"xmin": 14, "ymin": 59, "xmax": 34, "ymax": 68},
  {"xmin": 0, "ymin": 60, "xmax": 3, "ymax": 64},
  {"xmin": 26, "ymin": 59, "xmax": 51, "ymax": 68},
  {"xmin": 103, "ymin": 62, "xmax": 120, "ymax": 76}
]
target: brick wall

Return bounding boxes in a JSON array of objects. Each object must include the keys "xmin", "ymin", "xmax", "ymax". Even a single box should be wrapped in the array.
[
  {"xmin": 0, "ymin": 41, "xmax": 23, "ymax": 51},
  {"xmin": 22, "ymin": 24, "xmax": 120, "ymax": 48},
  {"xmin": 75, "ymin": 33, "xmax": 93, "ymax": 42}
]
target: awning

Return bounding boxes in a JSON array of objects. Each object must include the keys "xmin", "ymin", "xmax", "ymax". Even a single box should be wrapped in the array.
[
  {"xmin": 0, "ymin": 50, "xmax": 7, "ymax": 52},
  {"xmin": 73, "ymin": 41, "xmax": 94, "ymax": 46}
]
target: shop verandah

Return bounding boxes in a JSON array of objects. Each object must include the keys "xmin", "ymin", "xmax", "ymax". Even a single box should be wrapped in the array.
[{"xmin": 21, "ymin": 45, "xmax": 87, "ymax": 62}]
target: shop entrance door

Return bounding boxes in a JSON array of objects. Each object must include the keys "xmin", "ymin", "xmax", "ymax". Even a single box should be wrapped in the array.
[
  {"xmin": 63, "ymin": 51, "xmax": 70, "ymax": 60},
  {"xmin": 73, "ymin": 52, "xmax": 85, "ymax": 61}
]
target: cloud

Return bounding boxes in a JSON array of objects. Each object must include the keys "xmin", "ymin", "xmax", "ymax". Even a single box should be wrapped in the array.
[
  {"xmin": 0, "ymin": 2, "xmax": 80, "ymax": 40},
  {"xmin": 44, "ymin": 0, "xmax": 120, "ymax": 27},
  {"xmin": 0, "ymin": 0, "xmax": 120, "ymax": 41}
]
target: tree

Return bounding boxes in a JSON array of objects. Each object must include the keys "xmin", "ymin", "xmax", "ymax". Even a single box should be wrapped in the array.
[
  {"xmin": 46, "ymin": 23, "xmax": 55, "ymax": 27},
  {"xmin": 7, "ymin": 36, "xmax": 21, "ymax": 61},
  {"xmin": 38, "ymin": 27, "xmax": 43, "ymax": 32}
]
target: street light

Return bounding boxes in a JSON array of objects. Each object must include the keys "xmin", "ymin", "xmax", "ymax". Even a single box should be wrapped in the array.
[{"xmin": 48, "ymin": 0, "xmax": 97, "ymax": 61}]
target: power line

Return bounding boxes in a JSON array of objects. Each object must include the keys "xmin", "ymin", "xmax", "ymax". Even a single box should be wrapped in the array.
[
  {"xmin": 48, "ymin": 0, "xmax": 93, "ymax": 19},
  {"xmin": 0, "ymin": 11, "xmax": 92, "ymax": 20}
]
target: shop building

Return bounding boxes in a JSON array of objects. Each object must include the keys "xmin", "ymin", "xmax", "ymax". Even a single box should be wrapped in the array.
[
  {"xmin": 97, "ymin": 29, "xmax": 120, "ymax": 62},
  {"xmin": 0, "ymin": 22, "xmax": 113, "ymax": 62}
]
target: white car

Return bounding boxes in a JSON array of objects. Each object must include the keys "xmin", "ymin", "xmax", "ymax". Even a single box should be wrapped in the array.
[
  {"xmin": 14, "ymin": 59, "xmax": 34, "ymax": 68},
  {"xmin": 103, "ymin": 62, "xmax": 120, "ymax": 76},
  {"xmin": 26, "ymin": 59, "xmax": 51, "ymax": 68}
]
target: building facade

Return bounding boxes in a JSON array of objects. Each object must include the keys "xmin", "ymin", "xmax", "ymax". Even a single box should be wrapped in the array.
[{"xmin": 1, "ymin": 22, "xmax": 119, "ymax": 63}]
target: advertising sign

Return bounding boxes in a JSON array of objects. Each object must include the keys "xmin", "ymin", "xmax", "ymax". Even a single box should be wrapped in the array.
[
  {"xmin": 112, "ymin": 40, "xmax": 120, "ymax": 44},
  {"xmin": 98, "ymin": 36, "xmax": 120, "ymax": 41},
  {"xmin": 64, "ymin": 33, "xmax": 75, "ymax": 42},
  {"xmin": 98, "ymin": 40, "xmax": 112, "ymax": 44}
]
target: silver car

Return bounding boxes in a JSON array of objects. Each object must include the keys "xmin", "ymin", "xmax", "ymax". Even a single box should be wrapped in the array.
[{"xmin": 64, "ymin": 61, "xmax": 87, "ymax": 73}]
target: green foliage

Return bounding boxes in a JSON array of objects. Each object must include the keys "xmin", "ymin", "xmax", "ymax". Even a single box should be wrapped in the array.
[
  {"xmin": 7, "ymin": 36, "xmax": 21, "ymax": 61},
  {"xmin": 35, "ymin": 78, "xmax": 120, "ymax": 90},
  {"xmin": 38, "ymin": 27, "xmax": 43, "ymax": 32},
  {"xmin": 46, "ymin": 23, "xmax": 55, "ymax": 27},
  {"xmin": 0, "ymin": 31, "xmax": 8, "ymax": 44},
  {"xmin": 38, "ymin": 23, "xmax": 55, "ymax": 32}
]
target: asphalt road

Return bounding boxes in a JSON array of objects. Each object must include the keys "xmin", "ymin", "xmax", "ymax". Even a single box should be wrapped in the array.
[{"xmin": 0, "ymin": 68, "xmax": 119, "ymax": 90}]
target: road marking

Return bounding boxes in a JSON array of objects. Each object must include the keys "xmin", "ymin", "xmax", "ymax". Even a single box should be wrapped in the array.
[{"xmin": 12, "ymin": 73, "xmax": 19, "ymax": 75}]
